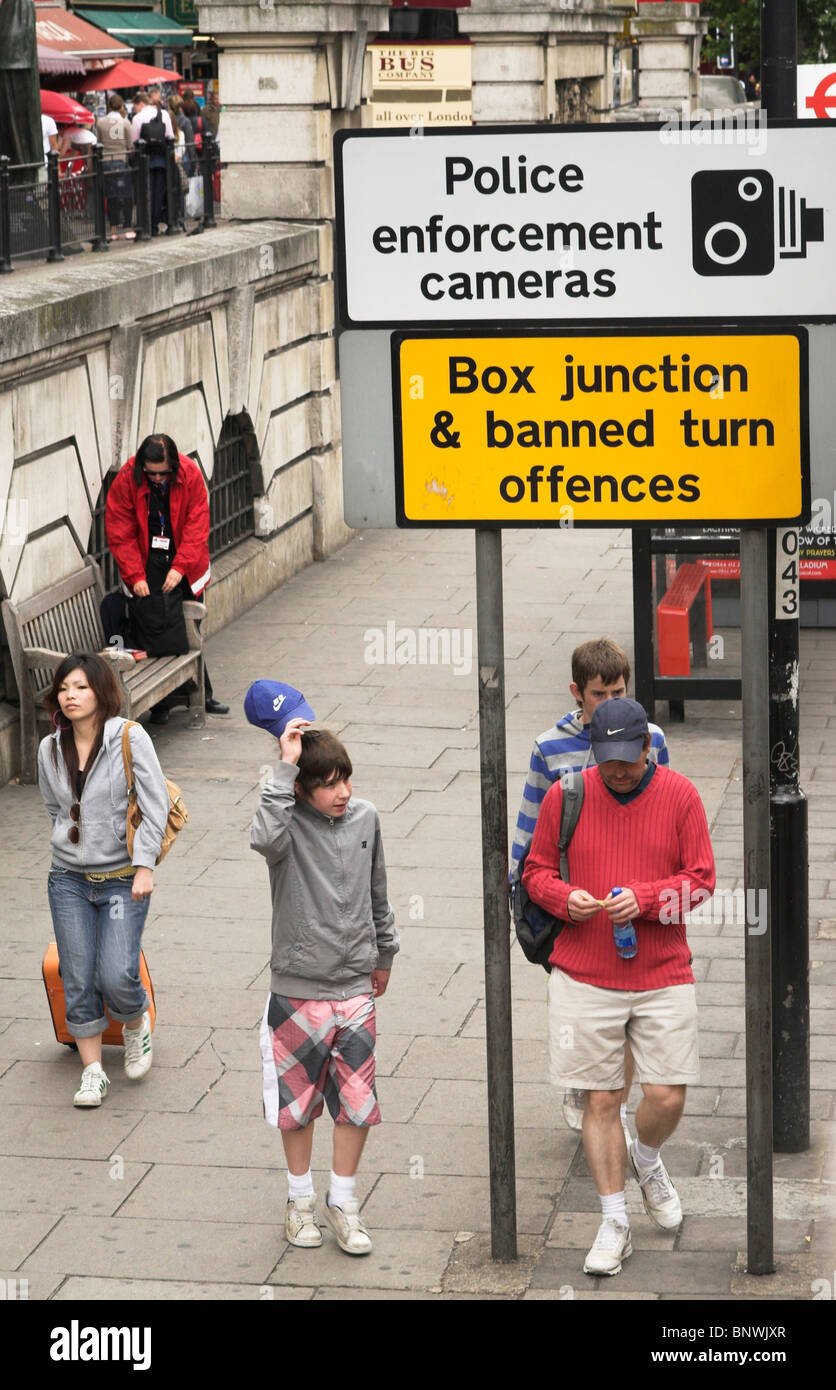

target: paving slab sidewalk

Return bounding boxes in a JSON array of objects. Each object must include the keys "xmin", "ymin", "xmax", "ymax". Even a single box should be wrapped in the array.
[{"xmin": 0, "ymin": 524, "xmax": 834, "ymax": 1303}]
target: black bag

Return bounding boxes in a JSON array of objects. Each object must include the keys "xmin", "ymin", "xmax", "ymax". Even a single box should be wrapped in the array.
[
  {"xmin": 510, "ymin": 771, "xmax": 585, "ymax": 971},
  {"xmin": 142, "ymin": 111, "xmax": 166, "ymax": 146},
  {"xmin": 129, "ymin": 592, "xmax": 189, "ymax": 657}
]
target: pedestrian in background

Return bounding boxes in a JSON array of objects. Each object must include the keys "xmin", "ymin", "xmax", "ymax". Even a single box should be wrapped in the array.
[
  {"xmin": 167, "ymin": 91, "xmax": 194, "ymax": 176},
  {"xmin": 203, "ymin": 91, "xmax": 221, "ymax": 140},
  {"xmin": 41, "ymin": 112, "xmax": 59, "ymax": 164},
  {"xmin": 181, "ymin": 91, "xmax": 204, "ymax": 161},
  {"xmin": 130, "ymin": 86, "xmax": 174, "ymax": 235},
  {"xmin": 96, "ymin": 94, "xmax": 133, "ymax": 232}
]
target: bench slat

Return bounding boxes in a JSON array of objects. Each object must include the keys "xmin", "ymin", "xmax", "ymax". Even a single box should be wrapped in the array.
[
  {"xmin": 64, "ymin": 598, "xmax": 89, "ymax": 653},
  {"xmin": 13, "ymin": 565, "xmax": 99, "ymax": 626},
  {"xmin": 124, "ymin": 655, "xmax": 199, "ymax": 701}
]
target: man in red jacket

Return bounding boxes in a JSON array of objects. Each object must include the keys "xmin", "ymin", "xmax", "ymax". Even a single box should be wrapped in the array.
[
  {"xmin": 523, "ymin": 698, "xmax": 715, "ymax": 1279},
  {"xmin": 104, "ymin": 433, "xmax": 228, "ymax": 722}
]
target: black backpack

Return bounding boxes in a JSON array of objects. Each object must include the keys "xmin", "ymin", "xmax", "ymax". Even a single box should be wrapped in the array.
[
  {"xmin": 142, "ymin": 111, "xmax": 166, "ymax": 146},
  {"xmin": 510, "ymin": 772, "xmax": 585, "ymax": 971}
]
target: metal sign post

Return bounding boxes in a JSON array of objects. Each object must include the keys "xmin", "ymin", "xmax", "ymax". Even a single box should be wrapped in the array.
[
  {"xmin": 475, "ymin": 527, "xmax": 517, "ymax": 1261},
  {"xmin": 739, "ymin": 528, "xmax": 775, "ymax": 1275},
  {"xmin": 762, "ymin": 0, "xmax": 811, "ymax": 1157}
]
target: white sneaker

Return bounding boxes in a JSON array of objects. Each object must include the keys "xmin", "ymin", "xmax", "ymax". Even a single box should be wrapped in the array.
[
  {"xmin": 583, "ymin": 1218, "xmax": 632, "ymax": 1276},
  {"xmin": 325, "ymin": 1197, "xmax": 373, "ymax": 1255},
  {"xmin": 123, "ymin": 1011, "xmax": 153, "ymax": 1080},
  {"xmin": 629, "ymin": 1142, "xmax": 683, "ymax": 1230},
  {"xmin": 73, "ymin": 1062, "xmax": 110, "ymax": 1108},
  {"xmin": 562, "ymin": 1088, "xmax": 585, "ymax": 1131},
  {"xmin": 285, "ymin": 1195, "xmax": 322, "ymax": 1248}
]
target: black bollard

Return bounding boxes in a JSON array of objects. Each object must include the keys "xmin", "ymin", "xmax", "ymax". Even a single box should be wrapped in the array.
[
  {"xmin": 0, "ymin": 156, "xmax": 12, "ymax": 273},
  {"xmin": 200, "ymin": 131, "xmax": 217, "ymax": 229},
  {"xmin": 164, "ymin": 137, "xmax": 180, "ymax": 235},
  {"xmin": 46, "ymin": 151, "xmax": 64, "ymax": 263},
  {"xmin": 133, "ymin": 146, "xmax": 151, "ymax": 242},
  {"xmin": 91, "ymin": 143, "xmax": 109, "ymax": 253}
]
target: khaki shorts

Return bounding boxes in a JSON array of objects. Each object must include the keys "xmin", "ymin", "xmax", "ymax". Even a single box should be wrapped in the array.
[{"xmin": 548, "ymin": 969, "xmax": 700, "ymax": 1090}]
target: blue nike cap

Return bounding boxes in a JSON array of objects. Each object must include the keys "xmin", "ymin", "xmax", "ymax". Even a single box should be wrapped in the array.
[
  {"xmin": 589, "ymin": 698, "xmax": 649, "ymax": 763},
  {"xmin": 244, "ymin": 680, "xmax": 315, "ymax": 738}
]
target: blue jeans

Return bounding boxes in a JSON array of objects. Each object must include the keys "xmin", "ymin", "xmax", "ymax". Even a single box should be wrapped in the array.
[{"xmin": 47, "ymin": 871, "xmax": 150, "ymax": 1038}]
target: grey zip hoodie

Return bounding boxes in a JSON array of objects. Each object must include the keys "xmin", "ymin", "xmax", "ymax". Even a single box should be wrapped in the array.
[
  {"xmin": 38, "ymin": 717, "xmax": 169, "ymax": 872},
  {"xmin": 250, "ymin": 760, "xmax": 399, "ymax": 1001}
]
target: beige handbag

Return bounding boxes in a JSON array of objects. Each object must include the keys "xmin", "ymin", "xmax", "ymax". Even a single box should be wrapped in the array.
[{"xmin": 121, "ymin": 721, "xmax": 189, "ymax": 865}]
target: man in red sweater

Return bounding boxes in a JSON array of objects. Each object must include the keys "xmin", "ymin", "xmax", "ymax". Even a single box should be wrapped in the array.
[{"xmin": 523, "ymin": 698, "xmax": 715, "ymax": 1278}]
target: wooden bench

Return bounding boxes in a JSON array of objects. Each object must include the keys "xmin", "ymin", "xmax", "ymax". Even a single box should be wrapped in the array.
[
  {"xmin": 2, "ymin": 557, "xmax": 205, "ymax": 784},
  {"xmin": 656, "ymin": 561, "xmax": 714, "ymax": 677}
]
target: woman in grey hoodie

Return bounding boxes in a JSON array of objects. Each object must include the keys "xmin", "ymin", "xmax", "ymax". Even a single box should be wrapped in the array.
[{"xmin": 38, "ymin": 652, "xmax": 169, "ymax": 1107}]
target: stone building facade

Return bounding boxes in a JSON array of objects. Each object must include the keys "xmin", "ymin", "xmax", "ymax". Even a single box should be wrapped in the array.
[
  {"xmin": 0, "ymin": 2, "xmax": 706, "ymax": 781},
  {"xmin": 0, "ymin": 221, "xmax": 348, "ymax": 781}
]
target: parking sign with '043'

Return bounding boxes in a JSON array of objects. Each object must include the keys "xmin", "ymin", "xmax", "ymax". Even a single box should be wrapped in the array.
[{"xmin": 334, "ymin": 123, "xmax": 836, "ymax": 327}]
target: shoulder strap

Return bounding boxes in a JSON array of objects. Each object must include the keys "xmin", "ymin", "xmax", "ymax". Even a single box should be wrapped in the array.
[
  {"xmin": 121, "ymin": 720, "xmax": 138, "ymax": 793},
  {"xmin": 557, "ymin": 770, "xmax": 585, "ymax": 883}
]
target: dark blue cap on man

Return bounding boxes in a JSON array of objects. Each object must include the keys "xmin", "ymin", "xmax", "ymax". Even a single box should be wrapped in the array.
[
  {"xmin": 244, "ymin": 680, "xmax": 315, "ymax": 737},
  {"xmin": 589, "ymin": 698, "xmax": 649, "ymax": 764}
]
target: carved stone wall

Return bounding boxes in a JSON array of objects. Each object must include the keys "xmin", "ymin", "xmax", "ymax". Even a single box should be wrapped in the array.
[{"xmin": 0, "ymin": 222, "xmax": 350, "ymax": 781}]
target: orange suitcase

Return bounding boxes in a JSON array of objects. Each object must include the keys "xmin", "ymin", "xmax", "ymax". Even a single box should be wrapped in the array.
[{"xmin": 42, "ymin": 941, "xmax": 156, "ymax": 1049}]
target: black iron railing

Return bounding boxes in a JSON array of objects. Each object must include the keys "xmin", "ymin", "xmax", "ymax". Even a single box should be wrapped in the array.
[
  {"xmin": 209, "ymin": 415, "xmax": 258, "ymax": 558},
  {"xmin": 0, "ymin": 133, "xmax": 222, "ymax": 272},
  {"xmin": 88, "ymin": 471, "xmax": 120, "ymax": 593}
]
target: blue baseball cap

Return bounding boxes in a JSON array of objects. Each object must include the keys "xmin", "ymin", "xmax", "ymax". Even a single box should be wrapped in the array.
[
  {"xmin": 244, "ymin": 680, "xmax": 315, "ymax": 737},
  {"xmin": 590, "ymin": 698, "xmax": 649, "ymax": 763}
]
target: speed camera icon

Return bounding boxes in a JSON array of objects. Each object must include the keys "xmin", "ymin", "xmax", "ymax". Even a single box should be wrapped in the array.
[{"xmin": 692, "ymin": 169, "xmax": 824, "ymax": 276}]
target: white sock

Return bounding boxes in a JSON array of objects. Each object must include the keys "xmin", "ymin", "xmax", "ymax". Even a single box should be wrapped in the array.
[
  {"xmin": 328, "ymin": 1170, "xmax": 356, "ymax": 1208},
  {"xmin": 620, "ymin": 1102, "xmax": 628, "ymax": 1122},
  {"xmin": 287, "ymin": 1168, "xmax": 314, "ymax": 1200},
  {"xmin": 600, "ymin": 1191, "xmax": 628, "ymax": 1227},
  {"xmin": 633, "ymin": 1138, "xmax": 661, "ymax": 1172}
]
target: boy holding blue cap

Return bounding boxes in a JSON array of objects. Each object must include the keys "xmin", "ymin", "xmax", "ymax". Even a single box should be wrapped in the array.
[{"xmin": 246, "ymin": 681, "xmax": 399, "ymax": 1257}]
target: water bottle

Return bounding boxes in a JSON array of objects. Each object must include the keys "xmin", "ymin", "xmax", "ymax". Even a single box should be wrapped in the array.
[{"xmin": 610, "ymin": 887, "xmax": 638, "ymax": 960}]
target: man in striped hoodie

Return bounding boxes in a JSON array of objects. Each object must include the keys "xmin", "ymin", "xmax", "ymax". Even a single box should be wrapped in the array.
[{"xmin": 524, "ymin": 698, "xmax": 715, "ymax": 1277}]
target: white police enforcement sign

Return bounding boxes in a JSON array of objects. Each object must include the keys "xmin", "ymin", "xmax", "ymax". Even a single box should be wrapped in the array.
[{"xmin": 334, "ymin": 123, "xmax": 836, "ymax": 326}]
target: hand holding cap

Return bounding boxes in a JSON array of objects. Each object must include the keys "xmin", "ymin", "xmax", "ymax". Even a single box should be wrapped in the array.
[{"xmin": 244, "ymin": 679, "xmax": 316, "ymax": 738}]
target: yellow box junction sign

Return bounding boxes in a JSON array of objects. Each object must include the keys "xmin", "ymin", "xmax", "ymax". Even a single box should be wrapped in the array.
[{"xmin": 393, "ymin": 330, "xmax": 809, "ymax": 527}]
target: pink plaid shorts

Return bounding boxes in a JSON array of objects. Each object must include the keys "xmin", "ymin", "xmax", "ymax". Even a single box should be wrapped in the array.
[{"xmin": 259, "ymin": 992, "xmax": 381, "ymax": 1130}]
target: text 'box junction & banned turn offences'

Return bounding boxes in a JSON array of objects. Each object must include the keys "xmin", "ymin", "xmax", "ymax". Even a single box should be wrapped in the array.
[{"xmin": 392, "ymin": 330, "xmax": 809, "ymax": 527}]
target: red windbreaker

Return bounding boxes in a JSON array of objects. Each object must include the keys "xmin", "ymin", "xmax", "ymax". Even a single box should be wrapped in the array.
[{"xmin": 105, "ymin": 453, "xmax": 211, "ymax": 596}]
